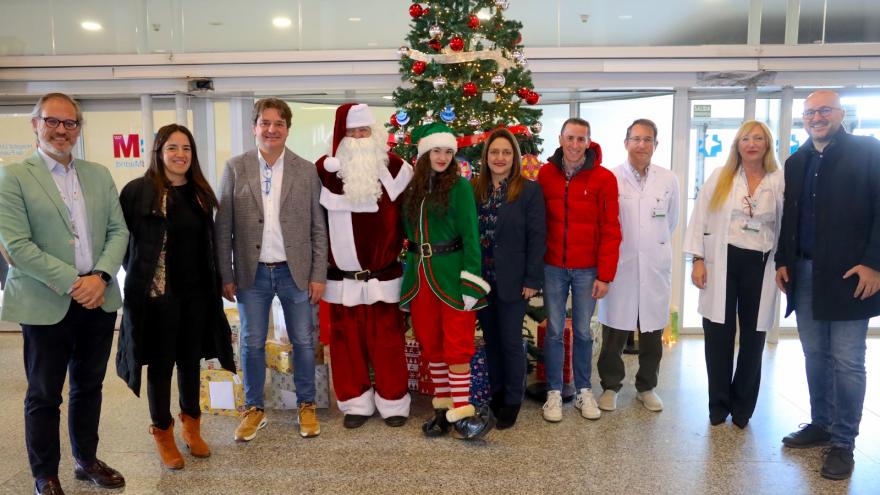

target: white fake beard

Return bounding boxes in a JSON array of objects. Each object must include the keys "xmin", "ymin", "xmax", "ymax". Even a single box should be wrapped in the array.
[{"xmin": 335, "ymin": 134, "xmax": 388, "ymax": 207}]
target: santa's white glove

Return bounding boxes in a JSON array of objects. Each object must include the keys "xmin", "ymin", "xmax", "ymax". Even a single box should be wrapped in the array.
[{"xmin": 462, "ymin": 295, "xmax": 478, "ymax": 311}]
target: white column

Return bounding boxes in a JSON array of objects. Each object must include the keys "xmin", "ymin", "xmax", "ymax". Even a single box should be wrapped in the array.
[
  {"xmin": 191, "ymin": 97, "xmax": 217, "ymax": 189},
  {"xmin": 785, "ymin": 0, "xmax": 801, "ymax": 45},
  {"xmin": 174, "ymin": 93, "xmax": 188, "ymax": 125},
  {"xmin": 779, "ymin": 86, "xmax": 794, "ymax": 165},
  {"xmin": 670, "ymin": 87, "xmax": 691, "ymax": 325},
  {"xmin": 230, "ymin": 96, "xmax": 255, "ymax": 156},
  {"xmin": 140, "ymin": 94, "xmax": 154, "ymax": 162},
  {"xmin": 744, "ymin": 88, "xmax": 757, "ymax": 122},
  {"xmin": 747, "ymin": 0, "xmax": 763, "ymax": 46}
]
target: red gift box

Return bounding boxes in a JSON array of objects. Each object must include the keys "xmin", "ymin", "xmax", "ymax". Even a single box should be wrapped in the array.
[{"xmin": 535, "ymin": 319, "xmax": 574, "ymax": 383}]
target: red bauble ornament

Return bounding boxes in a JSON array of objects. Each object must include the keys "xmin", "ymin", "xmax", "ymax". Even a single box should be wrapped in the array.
[
  {"xmin": 428, "ymin": 39, "xmax": 442, "ymax": 52},
  {"xmin": 409, "ymin": 4, "xmax": 423, "ymax": 18},
  {"xmin": 462, "ymin": 82, "xmax": 478, "ymax": 97},
  {"xmin": 517, "ymin": 87, "xmax": 530, "ymax": 99},
  {"xmin": 526, "ymin": 91, "xmax": 540, "ymax": 105},
  {"xmin": 411, "ymin": 61, "xmax": 427, "ymax": 75},
  {"xmin": 449, "ymin": 36, "xmax": 464, "ymax": 51},
  {"xmin": 390, "ymin": 114, "xmax": 399, "ymax": 127},
  {"xmin": 467, "ymin": 14, "xmax": 480, "ymax": 29},
  {"xmin": 423, "ymin": 7, "xmax": 430, "ymax": 16}
]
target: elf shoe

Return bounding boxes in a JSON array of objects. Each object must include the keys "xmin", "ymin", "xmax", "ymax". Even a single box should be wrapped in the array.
[{"xmin": 448, "ymin": 404, "xmax": 496, "ymax": 441}]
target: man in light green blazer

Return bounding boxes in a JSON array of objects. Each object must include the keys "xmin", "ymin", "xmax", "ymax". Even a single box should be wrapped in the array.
[{"xmin": 0, "ymin": 93, "xmax": 128, "ymax": 495}]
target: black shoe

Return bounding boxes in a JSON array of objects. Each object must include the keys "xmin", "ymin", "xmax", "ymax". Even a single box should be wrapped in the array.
[
  {"xmin": 35, "ymin": 477, "xmax": 64, "ymax": 495},
  {"xmin": 73, "ymin": 458, "xmax": 125, "ymax": 489},
  {"xmin": 343, "ymin": 414, "xmax": 371, "ymax": 429},
  {"xmin": 422, "ymin": 408, "xmax": 451, "ymax": 437},
  {"xmin": 451, "ymin": 408, "xmax": 496, "ymax": 441},
  {"xmin": 710, "ymin": 412, "xmax": 728, "ymax": 426},
  {"xmin": 496, "ymin": 404, "xmax": 521, "ymax": 430},
  {"xmin": 732, "ymin": 416, "xmax": 749, "ymax": 429},
  {"xmin": 383, "ymin": 415, "xmax": 407, "ymax": 427},
  {"xmin": 820, "ymin": 447, "xmax": 855, "ymax": 480},
  {"xmin": 782, "ymin": 423, "xmax": 831, "ymax": 449}
]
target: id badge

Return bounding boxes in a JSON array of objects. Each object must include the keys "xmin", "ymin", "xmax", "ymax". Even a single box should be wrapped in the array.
[
  {"xmin": 743, "ymin": 219, "xmax": 761, "ymax": 233},
  {"xmin": 652, "ymin": 207, "xmax": 666, "ymax": 218}
]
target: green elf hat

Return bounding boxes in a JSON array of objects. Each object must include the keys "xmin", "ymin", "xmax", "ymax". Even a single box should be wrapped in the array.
[{"xmin": 410, "ymin": 122, "xmax": 458, "ymax": 158}]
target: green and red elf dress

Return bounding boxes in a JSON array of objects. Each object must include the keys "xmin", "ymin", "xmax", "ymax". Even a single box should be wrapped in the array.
[{"xmin": 400, "ymin": 175, "xmax": 491, "ymax": 423}]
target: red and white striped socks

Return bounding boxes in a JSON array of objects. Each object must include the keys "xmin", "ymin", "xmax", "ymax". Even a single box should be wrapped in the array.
[
  {"xmin": 429, "ymin": 362, "xmax": 450, "ymax": 398},
  {"xmin": 448, "ymin": 369, "xmax": 472, "ymax": 409}
]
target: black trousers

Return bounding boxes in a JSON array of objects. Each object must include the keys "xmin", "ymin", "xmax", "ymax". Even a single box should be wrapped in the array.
[
  {"xmin": 598, "ymin": 323, "xmax": 663, "ymax": 393},
  {"xmin": 144, "ymin": 294, "xmax": 206, "ymax": 429},
  {"xmin": 22, "ymin": 301, "xmax": 116, "ymax": 479},
  {"xmin": 702, "ymin": 244, "xmax": 768, "ymax": 421},
  {"xmin": 477, "ymin": 294, "xmax": 527, "ymax": 406}
]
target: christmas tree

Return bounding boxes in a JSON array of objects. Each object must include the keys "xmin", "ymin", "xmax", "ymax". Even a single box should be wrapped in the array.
[{"xmin": 387, "ymin": 0, "xmax": 544, "ymax": 177}]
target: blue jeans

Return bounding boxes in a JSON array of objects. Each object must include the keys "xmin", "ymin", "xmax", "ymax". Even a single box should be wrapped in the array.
[
  {"xmin": 237, "ymin": 263, "xmax": 316, "ymax": 408},
  {"xmin": 794, "ymin": 259, "xmax": 868, "ymax": 449},
  {"xmin": 543, "ymin": 264, "xmax": 597, "ymax": 391}
]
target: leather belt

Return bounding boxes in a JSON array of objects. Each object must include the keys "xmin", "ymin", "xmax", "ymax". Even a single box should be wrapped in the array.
[
  {"xmin": 259, "ymin": 261, "xmax": 287, "ymax": 267},
  {"xmin": 405, "ymin": 237, "xmax": 462, "ymax": 258},
  {"xmin": 328, "ymin": 262, "xmax": 400, "ymax": 281}
]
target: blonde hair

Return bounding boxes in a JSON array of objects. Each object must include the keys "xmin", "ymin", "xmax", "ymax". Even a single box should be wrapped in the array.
[{"xmin": 709, "ymin": 120, "xmax": 779, "ymax": 211}]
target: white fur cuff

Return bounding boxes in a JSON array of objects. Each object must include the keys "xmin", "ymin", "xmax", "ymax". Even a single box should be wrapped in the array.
[{"xmin": 460, "ymin": 271, "xmax": 491, "ymax": 294}]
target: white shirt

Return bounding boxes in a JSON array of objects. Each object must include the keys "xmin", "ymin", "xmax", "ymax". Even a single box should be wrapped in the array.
[
  {"xmin": 38, "ymin": 148, "xmax": 93, "ymax": 275},
  {"xmin": 727, "ymin": 168, "xmax": 777, "ymax": 253},
  {"xmin": 258, "ymin": 150, "xmax": 287, "ymax": 263}
]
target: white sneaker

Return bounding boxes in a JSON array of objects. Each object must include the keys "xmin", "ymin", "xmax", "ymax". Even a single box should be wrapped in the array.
[
  {"xmin": 598, "ymin": 389, "xmax": 618, "ymax": 411},
  {"xmin": 542, "ymin": 390, "xmax": 563, "ymax": 423},
  {"xmin": 574, "ymin": 388, "xmax": 601, "ymax": 420},
  {"xmin": 637, "ymin": 390, "xmax": 664, "ymax": 412}
]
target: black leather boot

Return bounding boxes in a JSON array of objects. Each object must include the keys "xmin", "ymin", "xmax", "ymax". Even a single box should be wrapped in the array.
[
  {"xmin": 422, "ymin": 408, "xmax": 451, "ymax": 437},
  {"xmin": 451, "ymin": 407, "xmax": 496, "ymax": 440}
]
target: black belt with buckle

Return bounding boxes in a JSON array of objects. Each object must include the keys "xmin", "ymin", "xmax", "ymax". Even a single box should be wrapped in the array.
[
  {"xmin": 328, "ymin": 262, "xmax": 400, "ymax": 281},
  {"xmin": 405, "ymin": 237, "xmax": 463, "ymax": 258}
]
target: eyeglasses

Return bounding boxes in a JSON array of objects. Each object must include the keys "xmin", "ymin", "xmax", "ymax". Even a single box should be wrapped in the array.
[
  {"xmin": 38, "ymin": 116, "xmax": 81, "ymax": 130},
  {"xmin": 262, "ymin": 165, "xmax": 273, "ymax": 195},
  {"xmin": 802, "ymin": 106, "xmax": 841, "ymax": 119},
  {"xmin": 626, "ymin": 137, "xmax": 655, "ymax": 145}
]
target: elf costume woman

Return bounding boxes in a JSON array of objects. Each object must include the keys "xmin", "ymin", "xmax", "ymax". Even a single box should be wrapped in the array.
[{"xmin": 400, "ymin": 123, "xmax": 495, "ymax": 440}]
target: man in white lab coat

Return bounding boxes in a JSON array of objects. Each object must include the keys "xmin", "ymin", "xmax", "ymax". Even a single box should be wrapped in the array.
[{"xmin": 597, "ymin": 119, "xmax": 680, "ymax": 412}]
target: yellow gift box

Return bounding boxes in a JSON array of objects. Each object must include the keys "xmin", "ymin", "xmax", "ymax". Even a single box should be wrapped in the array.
[
  {"xmin": 265, "ymin": 339, "xmax": 293, "ymax": 373},
  {"xmin": 199, "ymin": 369, "xmax": 245, "ymax": 417}
]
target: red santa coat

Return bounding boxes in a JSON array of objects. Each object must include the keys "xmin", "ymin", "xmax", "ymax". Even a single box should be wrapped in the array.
[{"xmin": 315, "ymin": 154, "xmax": 413, "ymax": 306}]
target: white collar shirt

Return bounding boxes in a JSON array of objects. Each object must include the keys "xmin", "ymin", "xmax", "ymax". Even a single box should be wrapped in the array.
[
  {"xmin": 258, "ymin": 150, "xmax": 287, "ymax": 263},
  {"xmin": 38, "ymin": 148, "xmax": 94, "ymax": 275}
]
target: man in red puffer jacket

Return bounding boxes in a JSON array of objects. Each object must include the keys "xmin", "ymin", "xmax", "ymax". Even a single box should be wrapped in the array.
[{"xmin": 537, "ymin": 117, "xmax": 621, "ymax": 424}]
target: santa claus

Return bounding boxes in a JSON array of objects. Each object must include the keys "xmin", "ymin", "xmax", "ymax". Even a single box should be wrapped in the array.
[{"xmin": 315, "ymin": 103, "xmax": 413, "ymax": 428}]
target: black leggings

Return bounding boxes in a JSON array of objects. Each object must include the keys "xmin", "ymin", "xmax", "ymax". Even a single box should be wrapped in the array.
[{"xmin": 147, "ymin": 362, "xmax": 200, "ymax": 429}]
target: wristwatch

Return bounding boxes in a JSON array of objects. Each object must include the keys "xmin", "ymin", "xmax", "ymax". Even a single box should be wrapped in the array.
[
  {"xmin": 692, "ymin": 256, "xmax": 704, "ymax": 262},
  {"xmin": 91, "ymin": 270, "xmax": 112, "ymax": 286}
]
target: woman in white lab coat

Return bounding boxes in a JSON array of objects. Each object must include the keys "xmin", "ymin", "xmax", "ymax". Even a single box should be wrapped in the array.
[
  {"xmin": 597, "ymin": 119, "xmax": 680, "ymax": 413},
  {"xmin": 683, "ymin": 120, "xmax": 784, "ymax": 429}
]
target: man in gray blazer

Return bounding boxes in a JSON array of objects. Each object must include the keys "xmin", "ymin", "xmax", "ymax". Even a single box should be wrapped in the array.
[{"xmin": 215, "ymin": 98, "xmax": 328, "ymax": 441}]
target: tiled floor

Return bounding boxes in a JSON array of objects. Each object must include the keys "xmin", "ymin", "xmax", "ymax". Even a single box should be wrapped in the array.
[{"xmin": 0, "ymin": 334, "xmax": 877, "ymax": 495}]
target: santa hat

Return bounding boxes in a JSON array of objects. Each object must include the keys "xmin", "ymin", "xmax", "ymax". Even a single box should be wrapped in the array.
[
  {"xmin": 411, "ymin": 122, "xmax": 458, "ymax": 158},
  {"xmin": 329, "ymin": 103, "xmax": 376, "ymax": 157}
]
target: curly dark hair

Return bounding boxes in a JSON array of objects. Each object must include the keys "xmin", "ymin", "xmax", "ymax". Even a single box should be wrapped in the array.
[{"xmin": 402, "ymin": 152, "xmax": 460, "ymax": 229}]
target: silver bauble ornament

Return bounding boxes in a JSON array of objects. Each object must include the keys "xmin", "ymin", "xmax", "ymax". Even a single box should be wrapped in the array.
[
  {"xmin": 394, "ymin": 130, "xmax": 406, "ymax": 142},
  {"xmin": 397, "ymin": 46, "xmax": 410, "ymax": 58},
  {"xmin": 512, "ymin": 50, "xmax": 525, "ymax": 64},
  {"xmin": 429, "ymin": 25, "xmax": 443, "ymax": 39},
  {"xmin": 467, "ymin": 117, "xmax": 481, "ymax": 129},
  {"xmin": 530, "ymin": 121, "xmax": 543, "ymax": 134},
  {"xmin": 495, "ymin": 0, "xmax": 510, "ymax": 10},
  {"xmin": 432, "ymin": 76, "xmax": 448, "ymax": 90},
  {"xmin": 491, "ymin": 73, "xmax": 506, "ymax": 88}
]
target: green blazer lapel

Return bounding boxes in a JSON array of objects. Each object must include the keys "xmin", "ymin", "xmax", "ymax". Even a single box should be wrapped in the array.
[
  {"xmin": 23, "ymin": 153, "xmax": 74, "ymax": 234},
  {"xmin": 73, "ymin": 160, "xmax": 103, "ymax": 253}
]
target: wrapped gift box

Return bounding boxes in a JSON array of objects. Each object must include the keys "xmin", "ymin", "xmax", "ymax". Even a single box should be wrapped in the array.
[
  {"xmin": 469, "ymin": 337, "xmax": 490, "ymax": 408},
  {"xmin": 199, "ymin": 369, "xmax": 245, "ymax": 417},
  {"xmin": 265, "ymin": 339, "xmax": 293, "ymax": 373},
  {"xmin": 265, "ymin": 363, "xmax": 331, "ymax": 409}
]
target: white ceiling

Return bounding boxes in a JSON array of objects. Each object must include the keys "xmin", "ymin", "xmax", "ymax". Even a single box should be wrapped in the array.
[{"xmin": 0, "ymin": 0, "xmax": 878, "ymax": 57}]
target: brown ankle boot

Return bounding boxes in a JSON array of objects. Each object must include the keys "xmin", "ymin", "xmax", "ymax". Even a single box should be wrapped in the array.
[
  {"xmin": 149, "ymin": 420, "xmax": 184, "ymax": 469},
  {"xmin": 179, "ymin": 412, "xmax": 210, "ymax": 458}
]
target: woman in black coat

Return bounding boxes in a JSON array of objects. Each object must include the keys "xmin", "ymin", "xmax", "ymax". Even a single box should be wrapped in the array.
[
  {"xmin": 471, "ymin": 128, "xmax": 546, "ymax": 429},
  {"xmin": 117, "ymin": 124, "xmax": 235, "ymax": 470}
]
